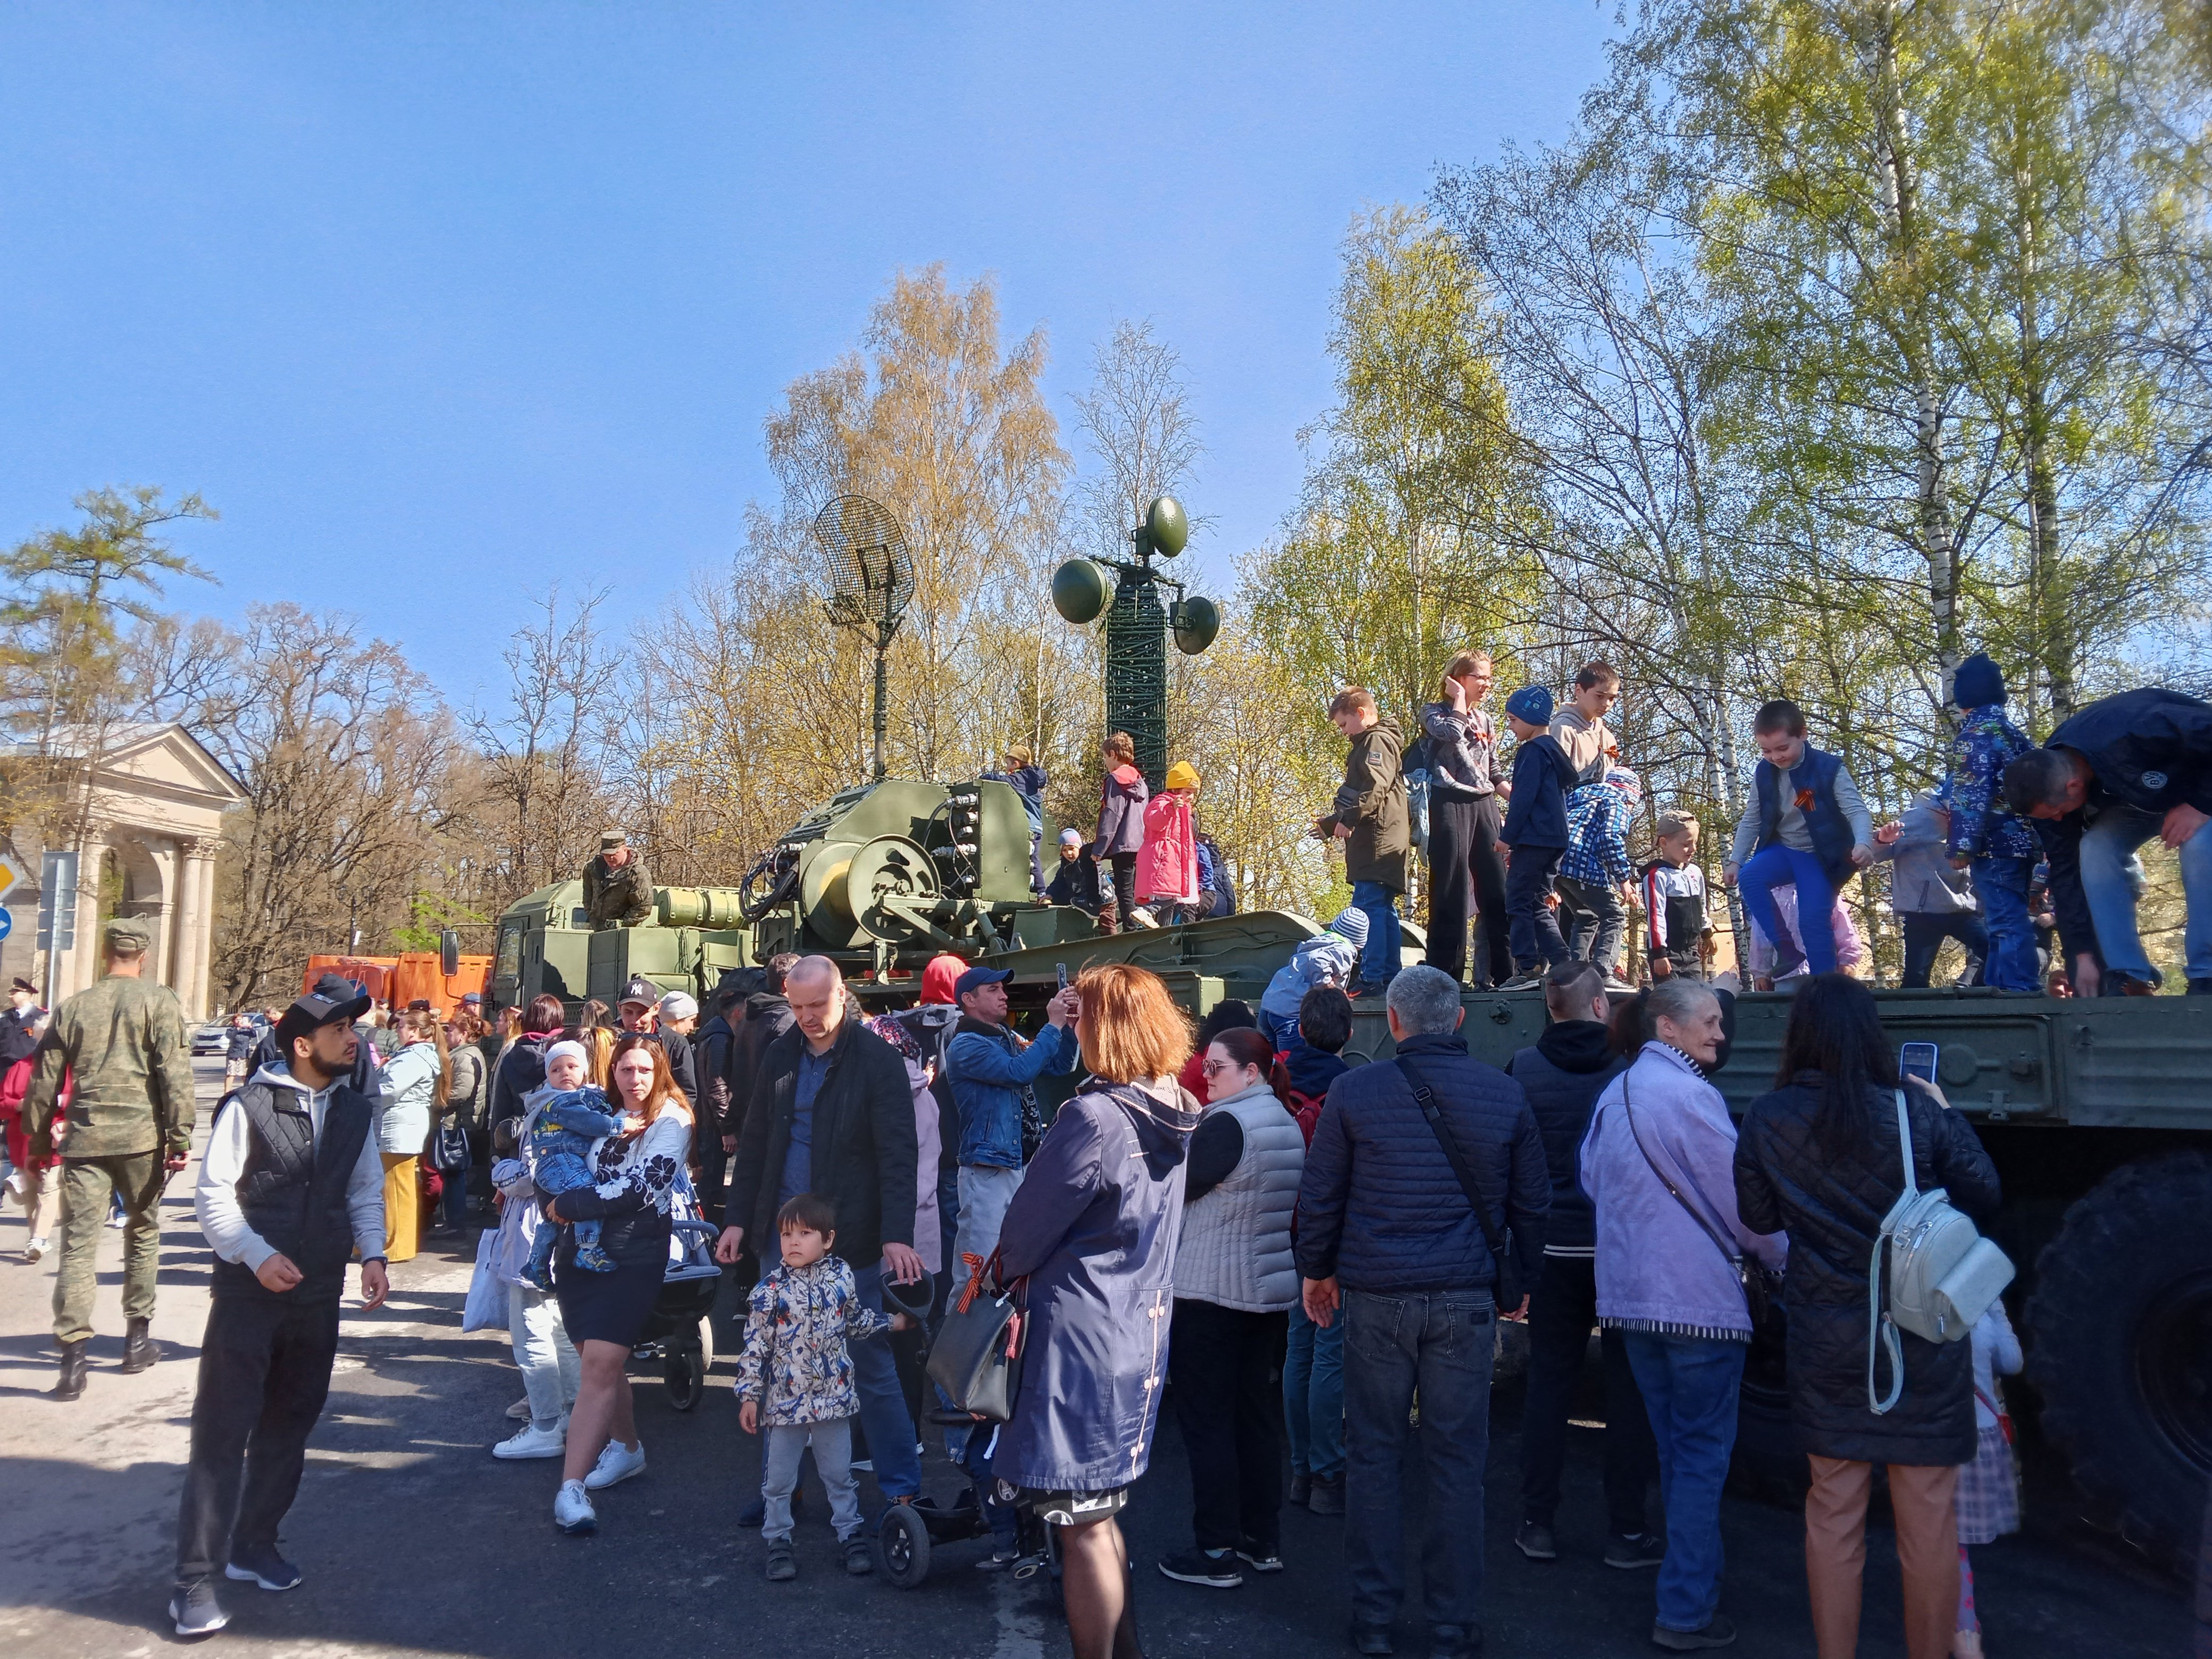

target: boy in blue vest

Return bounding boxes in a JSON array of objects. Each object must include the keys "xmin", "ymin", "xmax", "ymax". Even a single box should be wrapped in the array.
[
  {"xmin": 1499, "ymin": 684, "xmax": 1581, "ymax": 988},
  {"xmin": 1723, "ymin": 699, "xmax": 1877, "ymax": 976}
]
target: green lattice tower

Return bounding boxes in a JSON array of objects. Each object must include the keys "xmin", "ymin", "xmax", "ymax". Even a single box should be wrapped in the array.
[{"xmin": 1104, "ymin": 565, "xmax": 1169, "ymax": 791}]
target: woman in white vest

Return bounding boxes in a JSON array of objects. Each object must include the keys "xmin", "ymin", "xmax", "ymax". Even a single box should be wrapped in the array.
[{"xmin": 1157, "ymin": 1026, "xmax": 1308, "ymax": 1590}]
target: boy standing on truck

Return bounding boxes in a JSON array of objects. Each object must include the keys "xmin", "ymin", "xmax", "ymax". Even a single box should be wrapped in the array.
[{"xmin": 1940, "ymin": 655, "xmax": 2042, "ymax": 994}]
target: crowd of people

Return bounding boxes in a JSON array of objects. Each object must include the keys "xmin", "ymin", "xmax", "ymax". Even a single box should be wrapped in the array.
[{"xmin": 4, "ymin": 641, "xmax": 2209, "ymax": 1657}]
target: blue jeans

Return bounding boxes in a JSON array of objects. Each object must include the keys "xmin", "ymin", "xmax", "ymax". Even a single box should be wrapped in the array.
[
  {"xmin": 1973, "ymin": 857, "xmax": 2039, "ymax": 991},
  {"xmin": 2079, "ymin": 803, "xmax": 2212, "ymax": 981},
  {"xmin": 1343, "ymin": 1288, "xmax": 1495, "ymax": 1637},
  {"xmin": 1350, "ymin": 880, "xmax": 1402, "ymax": 990},
  {"xmin": 1284, "ymin": 1298, "xmax": 1345, "ymax": 1484},
  {"xmin": 1621, "ymin": 1330, "xmax": 1746, "ymax": 1635},
  {"xmin": 1504, "ymin": 845, "xmax": 1568, "ymax": 971},
  {"xmin": 1738, "ymin": 845, "xmax": 1839, "ymax": 973},
  {"xmin": 761, "ymin": 1231, "xmax": 921, "ymax": 1502},
  {"xmin": 1900, "ymin": 910, "xmax": 1988, "ymax": 988}
]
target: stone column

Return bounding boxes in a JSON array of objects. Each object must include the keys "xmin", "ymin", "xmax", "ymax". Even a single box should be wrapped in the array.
[
  {"xmin": 146, "ymin": 836, "xmax": 178, "ymax": 989},
  {"xmin": 68, "ymin": 824, "xmax": 112, "ymax": 1000},
  {"xmin": 194, "ymin": 844, "xmax": 220, "ymax": 1019},
  {"xmin": 175, "ymin": 838, "xmax": 217, "ymax": 1022}
]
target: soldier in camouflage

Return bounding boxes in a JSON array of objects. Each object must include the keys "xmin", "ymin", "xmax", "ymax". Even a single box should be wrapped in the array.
[
  {"xmin": 582, "ymin": 830, "xmax": 653, "ymax": 931},
  {"xmin": 23, "ymin": 915, "xmax": 199, "ymax": 1399}
]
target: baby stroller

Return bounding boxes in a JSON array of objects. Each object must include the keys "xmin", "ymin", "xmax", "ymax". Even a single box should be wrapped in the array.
[{"xmin": 640, "ymin": 1218, "xmax": 722, "ymax": 1410}]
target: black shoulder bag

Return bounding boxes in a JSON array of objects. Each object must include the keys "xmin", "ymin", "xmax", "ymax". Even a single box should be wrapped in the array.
[
  {"xmin": 1620, "ymin": 1076, "xmax": 1782, "ymax": 1329},
  {"xmin": 1395, "ymin": 1057, "xmax": 1522, "ymax": 1310}
]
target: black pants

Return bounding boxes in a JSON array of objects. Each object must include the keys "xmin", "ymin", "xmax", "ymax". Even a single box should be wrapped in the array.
[
  {"xmin": 1168, "ymin": 1298, "xmax": 1288, "ymax": 1553},
  {"xmin": 1901, "ymin": 910, "xmax": 1988, "ymax": 988},
  {"xmin": 1099, "ymin": 851, "xmax": 1139, "ymax": 933},
  {"xmin": 1519, "ymin": 1254, "xmax": 1656, "ymax": 1536},
  {"xmin": 1427, "ymin": 794, "xmax": 1511, "ymax": 988},
  {"xmin": 175, "ymin": 1293, "xmax": 342, "ymax": 1581},
  {"xmin": 1505, "ymin": 844, "xmax": 1570, "ymax": 971}
]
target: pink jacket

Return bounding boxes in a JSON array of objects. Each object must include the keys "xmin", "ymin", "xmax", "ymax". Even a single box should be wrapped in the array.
[{"xmin": 1137, "ymin": 793, "xmax": 1199, "ymax": 904}]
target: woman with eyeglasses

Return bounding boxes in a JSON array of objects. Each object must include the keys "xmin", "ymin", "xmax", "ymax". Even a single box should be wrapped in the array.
[{"xmin": 1157, "ymin": 1024, "xmax": 1308, "ymax": 1589}]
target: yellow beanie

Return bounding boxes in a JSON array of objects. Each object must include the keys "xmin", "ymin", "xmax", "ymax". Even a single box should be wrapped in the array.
[{"xmin": 1164, "ymin": 760, "xmax": 1201, "ymax": 793}]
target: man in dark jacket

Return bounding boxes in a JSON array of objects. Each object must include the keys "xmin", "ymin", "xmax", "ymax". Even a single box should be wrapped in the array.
[
  {"xmin": 721, "ymin": 954, "xmax": 799, "ymax": 1157},
  {"xmin": 717, "ymin": 956, "xmax": 924, "ymax": 1508},
  {"xmin": 616, "ymin": 978, "xmax": 700, "ymax": 1102},
  {"xmin": 689, "ymin": 977, "xmax": 751, "ymax": 1221},
  {"xmin": 2002, "ymin": 685, "xmax": 2212, "ymax": 995},
  {"xmin": 1506, "ymin": 962, "xmax": 1657, "ymax": 1570},
  {"xmin": 1313, "ymin": 688, "xmax": 1410, "ymax": 1000},
  {"xmin": 1, "ymin": 977, "xmax": 43, "ymax": 1067},
  {"xmin": 1296, "ymin": 964, "xmax": 1548, "ymax": 1657}
]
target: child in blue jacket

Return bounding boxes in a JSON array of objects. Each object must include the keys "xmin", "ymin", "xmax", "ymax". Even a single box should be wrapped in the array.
[
  {"xmin": 1499, "ymin": 685, "xmax": 1580, "ymax": 985},
  {"xmin": 1943, "ymin": 654, "xmax": 2040, "ymax": 993},
  {"xmin": 1724, "ymin": 700, "xmax": 1876, "ymax": 976}
]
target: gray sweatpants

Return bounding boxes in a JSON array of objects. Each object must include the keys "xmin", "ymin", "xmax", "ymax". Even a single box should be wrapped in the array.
[{"xmin": 763, "ymin": 1416, "xmax": 862, "ymax": 1543}]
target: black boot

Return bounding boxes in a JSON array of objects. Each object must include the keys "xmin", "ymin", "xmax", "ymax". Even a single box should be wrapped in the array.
[
  {"xmin": 120, "ymin": 1317, "xmax": 158, "ymax": 1373},
  {"xmin": 53, "ymin": 1339, "xmax": 88, "ymax": 1401}
]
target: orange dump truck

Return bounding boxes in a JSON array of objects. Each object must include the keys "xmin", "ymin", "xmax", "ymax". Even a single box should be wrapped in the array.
[{"xmin": 301, "ymin": 952, "xmax": 492, "ymax": 1015}]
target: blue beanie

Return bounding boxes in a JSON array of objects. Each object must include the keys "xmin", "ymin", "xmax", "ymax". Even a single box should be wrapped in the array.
[
  {"xmin": 1504, "ymin": 684, "xmax": 1554, "ymax": 725},
  {"xmin": 1951, "ymin": 652, "xmax": 2005, "ymax": 710}
]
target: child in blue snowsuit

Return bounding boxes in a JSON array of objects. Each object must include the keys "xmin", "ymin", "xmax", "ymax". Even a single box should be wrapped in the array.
[
  {"xmin": 1725, "ymin": 699, "xmax": 1878, "ymax": 976},
  {"xmin": 524, "ymin": 1050, "xmax": 633, "ymax": 1288},
  {"xmin": 1943, "ymin": 653, "xmax": 2041, "ymax": 993}
]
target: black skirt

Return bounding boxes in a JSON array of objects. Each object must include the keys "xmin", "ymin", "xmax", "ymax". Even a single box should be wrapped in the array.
[{"xmin": 553, "ymin": 1250, "xmax": 666, "ymax": 1348}]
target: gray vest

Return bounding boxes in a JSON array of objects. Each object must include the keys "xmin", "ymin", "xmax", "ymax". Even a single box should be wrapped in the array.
[{"xmin": 1174, "ymin": 1088, "xmax": 1306, "ymax": 1312}]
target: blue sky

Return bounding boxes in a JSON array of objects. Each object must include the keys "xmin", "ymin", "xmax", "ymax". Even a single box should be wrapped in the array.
[{"xmin": 0, "ymin": 3, "xmax": 1613, "ymax": 702}]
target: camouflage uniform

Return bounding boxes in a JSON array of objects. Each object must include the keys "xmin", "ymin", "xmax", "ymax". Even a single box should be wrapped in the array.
[
  {"xmin": 23, "ymin": 936, "xmax": 198, "ymax": 1347},
  {"xmin": 583, "ymin": 844, "xmax": 653, "ymax": 931}
]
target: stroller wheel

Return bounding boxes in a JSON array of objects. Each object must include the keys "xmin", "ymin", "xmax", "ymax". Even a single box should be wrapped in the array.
[
  {"xmin": 663, "ymin": 1346, "xmax": 705, "ymax": 1412},
  {"xmin": 875, "ymin": 1502, "xmax": 932, "ymax": 1589}
]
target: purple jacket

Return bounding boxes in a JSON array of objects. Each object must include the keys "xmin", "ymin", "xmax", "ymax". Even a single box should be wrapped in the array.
[
  {"xmin": 1091, "ymin": 766, "xmax": 1149, "ymax": 859},
  {"xmin": 1579, "ymin": 1043, "xmax": 1784, "ymax": 1342},
  {"xmin": 995, "ymin": 1078, "xmax": 1196, "ymax": 1492}
]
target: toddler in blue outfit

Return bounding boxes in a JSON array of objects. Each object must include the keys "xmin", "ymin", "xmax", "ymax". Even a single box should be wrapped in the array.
[{"xmin": 522, "ymin": 1039, "xmax": 636, "ymax": 1288}]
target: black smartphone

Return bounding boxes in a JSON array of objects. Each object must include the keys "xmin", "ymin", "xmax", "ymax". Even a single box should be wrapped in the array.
[
  {"xmin": 1055, "ymin": 962, "xmax": 1069, "ymax": 993},
  {"xmin": 1899, "ymin": 1042, "xmax": 1939, "ymax": 1087}
]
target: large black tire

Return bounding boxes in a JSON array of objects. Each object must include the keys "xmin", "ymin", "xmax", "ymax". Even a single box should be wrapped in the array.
[{"xmin": 2025, "ymin": 1151, "xmax": 2212, "ymax": 1574}]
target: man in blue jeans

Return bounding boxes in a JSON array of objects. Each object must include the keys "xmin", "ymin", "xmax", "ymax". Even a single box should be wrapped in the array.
[
  {"xmin": 1313, "ymin": 688, "xmax": 1410, "ymax": 999},
  {"xmin": 718, "ymin": 957, "xmax": 925, "ymax": 1522},
  {"xmin": 1295, "ymin": 966, "xmax": 1549, "ymax": 1659},
  {"xmin": 2004, "ymin": 685, "xmax": 2212, "ymax": 996}
]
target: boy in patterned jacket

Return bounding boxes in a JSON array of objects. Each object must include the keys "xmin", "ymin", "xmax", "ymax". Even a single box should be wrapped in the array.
[
  {"xmin": 1943, "ymin": 653, "xmax": 2041, "ymax": 992},
  {"xmin": 1556, "ymin": 768, "xmax": 1642, "ymax": 982},
  {"xmin": 738, "ymin": 1192, "xmax": 895, "ymax": 1581}
]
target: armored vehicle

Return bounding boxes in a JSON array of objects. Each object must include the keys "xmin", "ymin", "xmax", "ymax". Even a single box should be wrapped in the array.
[{"xmin": 488, "ymin": 879, "xmax": 757, "ymax": 1015}]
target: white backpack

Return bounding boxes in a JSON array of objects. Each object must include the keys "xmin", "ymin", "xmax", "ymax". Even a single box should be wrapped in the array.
[{"xmin": 1867, "ymin": 1088, "xmax": 2014, "ymax": 1414}]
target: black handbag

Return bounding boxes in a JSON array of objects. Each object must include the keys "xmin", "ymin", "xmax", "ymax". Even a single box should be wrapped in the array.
[
  {"xmin": 1396, "ymin": 1058, "xmax": 1522, "ymax": 1311},
  {"xmin": 1621, "ymin": 1078, "xmax": 1783, "ymax": 1328},
  {"xmin": 925, "ymin": 1250, "xmax": 1028, "ymax": 1422},
  {"xmin": 431, "ymin": 1121, "xmax": 471, "ymax": 1174}
]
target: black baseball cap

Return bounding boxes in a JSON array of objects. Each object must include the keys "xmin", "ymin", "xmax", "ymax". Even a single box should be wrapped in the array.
[
  {"xmin": 619, "ymin": 977, "xmax": 659, "ymax": 1009},
  {"xmin": 274, "ymin": 990, "xmax": 371, "ymax": 1059}
]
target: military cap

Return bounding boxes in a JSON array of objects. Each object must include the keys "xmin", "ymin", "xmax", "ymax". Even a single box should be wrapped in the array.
[
  {"xmin": 104, "ymin": 916, "xmax": 153, "ymax": 951},
  {"xmin": 600, "ymin": 830, "xmax": 629, "ymax": 851}
]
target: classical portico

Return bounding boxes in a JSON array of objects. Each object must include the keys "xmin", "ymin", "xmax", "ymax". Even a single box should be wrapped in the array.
[{"xmin": 3, "ymin": 724, "xmax": 245, "ymax": 1021}]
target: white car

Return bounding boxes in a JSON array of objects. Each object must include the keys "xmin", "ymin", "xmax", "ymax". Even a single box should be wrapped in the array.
[{"xmin": 191, "ymin": 1024, "xmax": 231, "ymax": 1057}]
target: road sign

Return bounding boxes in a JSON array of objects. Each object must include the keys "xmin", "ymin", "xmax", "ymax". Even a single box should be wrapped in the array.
[
  {"xmin": 0, "ymin": 907, "xmax": 12, "ymax": 942},
  {"xmin": 0, "ymin": 846, "xmax": 22, "ymax": 902},
  {"xmin": 37, "ymin": 850, "xmax": 78, "ymax": 953}
]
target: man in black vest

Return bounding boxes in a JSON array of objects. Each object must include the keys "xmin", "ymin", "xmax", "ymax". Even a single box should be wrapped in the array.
[
  {"xmin": 1505, "ymin": 961, "xmax": 1659, "ymax": 1571},
  {"xmin": 169, "ymin": 989, "xmax": 390, "ymax": 1637}
]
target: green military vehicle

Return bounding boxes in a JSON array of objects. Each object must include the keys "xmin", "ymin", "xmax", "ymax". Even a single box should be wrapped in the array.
[{"xmin": 490, "ymin": 781, "xmax": 2210, "ymax": 1571}]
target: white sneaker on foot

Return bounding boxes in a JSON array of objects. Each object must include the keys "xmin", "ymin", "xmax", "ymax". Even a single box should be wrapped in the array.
[
  {"xmin": 583, "ymin": 1438, "xmax": 646, "ymax": 1490},
  {"xmin": 4, "ymin": 1169, "xmax": 24, "ymax": 1203},
  {"xmin": 493, "ymin": 1420, "xmax": 567, "ymax": 1460},
  {"xmin": 554, "ymin": 1479, "xmax": 596, "ymax": 1534},
  {"xmin": 23, "ymin": 1237, "xmax": 48, "ymax": 1262}
]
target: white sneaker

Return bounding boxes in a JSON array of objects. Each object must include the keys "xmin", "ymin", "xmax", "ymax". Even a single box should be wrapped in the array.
[
  {"xmin": 582, "ymin": 1438, "xmax": 646, "ymax": 1490},
  {"xmin": 4, "ymin": 1169, "xmax": 24, "ymax": 1203},
  {"xmin": 492, "ymin": 1420, "xmax": 567, "ymax": 1460},
  {"xmin": 506, "ymin": 1396, "xmax": 532, "ymax": 1422},
  {"xmin": 23, "ymin": 1237, "xmax": 48, "ymax": 1262},
  {"xmin": 553, "ymin": 1479, "xmax": 596, "ymax": 1535}
]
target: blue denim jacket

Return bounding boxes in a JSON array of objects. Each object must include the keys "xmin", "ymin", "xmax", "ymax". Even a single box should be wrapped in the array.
[{"xmin": 945, "ymin": 1017, "xmax": 1080, "ymax": 1170}]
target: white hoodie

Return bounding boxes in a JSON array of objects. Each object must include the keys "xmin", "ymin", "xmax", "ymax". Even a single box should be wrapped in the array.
[{"xmin": 197, "ymin": 1062, "xmax": 388, "ymax": 1272}]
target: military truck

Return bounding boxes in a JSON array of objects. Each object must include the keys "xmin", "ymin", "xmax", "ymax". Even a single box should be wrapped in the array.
[
  {"xmin": 974, "ymin": 925, "xmax": 2211, "ymax": 1572},
  {"xmin": 489, "ymin": 782, "xmax": 2211, "ymax": 1570}
]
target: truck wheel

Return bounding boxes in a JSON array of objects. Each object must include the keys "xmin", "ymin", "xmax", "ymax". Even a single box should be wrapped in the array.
[{"xmin": 2026, "ymin": 1151, "xmax": 2212, "ymax": 1573}]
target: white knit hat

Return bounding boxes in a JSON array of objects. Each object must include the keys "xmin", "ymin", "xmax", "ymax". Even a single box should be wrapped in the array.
[{"xmin": 543, "ymin": 1039, "xmax": 590, "ymax": 1072}]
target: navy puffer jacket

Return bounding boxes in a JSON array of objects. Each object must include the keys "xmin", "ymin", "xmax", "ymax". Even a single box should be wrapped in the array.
[
  {"xmin": 1506, "ymin": 1020, "xmax": 1623, "ymax": 1255},
  {"xmin": 1295, "ymin": 1030, "xmax": 1549, "ymax": 1296}
]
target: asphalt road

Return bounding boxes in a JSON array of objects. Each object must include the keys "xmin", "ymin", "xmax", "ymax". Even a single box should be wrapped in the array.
[{"xmin": 0, "ymin": 1059, "xmax": 2193, "ymax": 1657}]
